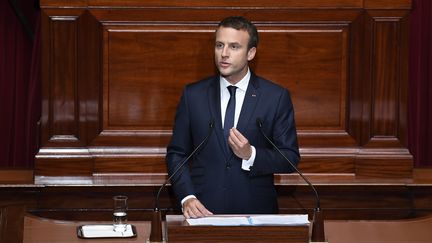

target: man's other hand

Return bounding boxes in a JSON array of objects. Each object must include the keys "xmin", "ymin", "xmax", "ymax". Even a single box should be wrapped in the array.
[{"xmin": 183, "ymin": 198, "xmax": 213, "ymax": 218}]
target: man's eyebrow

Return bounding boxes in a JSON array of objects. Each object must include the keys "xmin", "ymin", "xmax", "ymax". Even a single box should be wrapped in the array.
[
  {"xmin": 225, "ymin": 42, "xmax": 242, "ymax": 46},
  {"xmin": 215, "ymin": 40, "xmax": 241, "ymax": 44}
]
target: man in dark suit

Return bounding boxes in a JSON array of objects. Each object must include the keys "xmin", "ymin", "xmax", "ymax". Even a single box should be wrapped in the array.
[{"xmin": 166, "ymin": 16, "xmax": 300, "ymax": 218}]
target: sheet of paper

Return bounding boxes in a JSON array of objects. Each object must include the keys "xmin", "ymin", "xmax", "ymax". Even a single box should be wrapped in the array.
[
  {"xmin": 250, "ymin": 214, "xmax": 309, "ymax": 225},
  {"xmin": 79, "ymin": 224, "xmax": 135, "ymax": 238},
  {"xmin": 186, "ymin": 216, "xmax": 250, "ymax": 226},
  {"xmin": 186, "ymin": 214, "xmax": 309, "ymax": 226}
]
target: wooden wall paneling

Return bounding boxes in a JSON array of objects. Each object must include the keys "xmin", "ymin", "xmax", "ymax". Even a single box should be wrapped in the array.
[
  {"xmin": 38, "ymin": 8, "xmax": 96, "ymax": 176},
  {"xmin": 41, "ymin": 9, "xmax": 84, "ymax": 147},
  {"xmin": 355, "ymin": 9, "xmax": 412, "ymax": 178},
  {"xmin": 398, "ymin": 11, "xmax": 409, "ymax": 148},
  {"xmin": 35, "ymin": 154, "xmax": 93, "ymax": 176},
  {"xmin": 41, "ymin": 0, "xmax": 365, "ymax": 8},
  {"xmin": 348, "ymin": 10, "xmax": 367, "ymax": 146},
  {"xmin": 277, "ymin": 185, "xmax": 414, "ymax": 220},
  {"xmin": 40, "ymin": 0, "xmax": 411, "ymax": 9},
  {"xmin": 254, "ymin": 24, "xmax": 350, "ymax": 131},
  {"xmin": 372, "ymin": 19, "xmax": 399, "ymax": 138},
  {"xmin": 36, "ymin": 1, "xmax": 413, "ymax": 178},
  {"xmin": 94, "ymin": 16, "xmax": 359, "ymax": 173},
  {"xmin": 99, "ymin": 24, "xmax": 215, "ymax": 140},
  {"xmin": 298, "ymin": 154, "xmax": 355, "ymax": 173},
  {"xmin": 78, "ymin": 10, "xmax": 103, "ymax": 146},
  {"xmin": 355, "ymin": 153, "xmax": 413, "ymax": 178},
  {"xmin": 0, "ymin": 170, "xmax": 34, "ymax": 184},
  {"xmin": 367, "ymin": 10, "xmax": 410, "ymax": 147},
  {"xmin": 93, "ymin": 154, "xmax": 166, "ymax": 173},
  {"xmin": 364, "ymin": 0, "xmax": 411, "ymax": 9}
]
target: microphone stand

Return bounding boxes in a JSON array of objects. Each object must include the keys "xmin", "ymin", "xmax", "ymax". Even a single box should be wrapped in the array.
[
  {"xmin": 149, "ymin": 121, "xmax": 214, "ymax": 242},
  {"xmin": 149, "ymin": 209, "xmax": 163, "ymax": 242},
  {"xmin": 311, "ymin": 207, "xmax": 325, "ymax": 242},
  {"xmin": 256, "ymin": 119, "xmax": 326, "ymax": 242}
]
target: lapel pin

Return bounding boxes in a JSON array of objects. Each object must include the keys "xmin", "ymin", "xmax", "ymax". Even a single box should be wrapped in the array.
[{"xmin": 252, "ymin": 94, "xmax": 257, "ymax": 97}]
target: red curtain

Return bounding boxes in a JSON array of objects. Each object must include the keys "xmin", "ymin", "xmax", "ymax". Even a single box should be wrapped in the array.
[
  {"xmin": 409, "ymin": 0, "xmax": 432, "ymax": 167},
  {"xmin": 0, "ymin": 0, "xmax": 40, "ymax": 168}
]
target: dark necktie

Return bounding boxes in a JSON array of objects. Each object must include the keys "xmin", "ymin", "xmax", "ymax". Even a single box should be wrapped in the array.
[{"xmin": 224, "ymin": 85, "xmax": 237, "ymax": 149}]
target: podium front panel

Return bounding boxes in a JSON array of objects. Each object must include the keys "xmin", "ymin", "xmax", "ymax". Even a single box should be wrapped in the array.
[{"xmin": 166, "ymin": 215, "xmax": 309, "ymax": 243}]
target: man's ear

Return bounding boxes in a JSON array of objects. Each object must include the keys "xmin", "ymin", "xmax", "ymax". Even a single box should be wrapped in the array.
[{"xmin": 247, "ymin": 47, "xmax": 257, "ymax": 61}]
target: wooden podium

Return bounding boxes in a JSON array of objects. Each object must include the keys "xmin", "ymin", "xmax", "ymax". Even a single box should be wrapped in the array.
[{"xmin": 165, "ymin": 215, "xmax": 309, "ymax": 243}]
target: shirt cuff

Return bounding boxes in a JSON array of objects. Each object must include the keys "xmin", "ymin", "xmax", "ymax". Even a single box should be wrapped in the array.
[
  {"xmin": 181, "ymin": 195, "xmax": 197, "ymax": 212},
  {"xmin": 241, "ymin": 145, "xmax": 256, "ymax": 171}
]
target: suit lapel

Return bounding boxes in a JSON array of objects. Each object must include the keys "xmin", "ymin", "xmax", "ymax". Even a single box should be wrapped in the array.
[
  {"xmin": 209, "ymin": 73, "xmax": 261, "ymax": 159},
  {"xmin": 237, "ymin": 73, "xmax": 260, "ymax": 135}
]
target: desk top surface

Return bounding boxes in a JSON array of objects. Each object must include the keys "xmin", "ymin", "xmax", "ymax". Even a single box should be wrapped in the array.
[
  {"xmin": 24, "ymin": 214, "xmax": 432, "ymax": 243},
  {"xmin": 23, "ymin": 215, "xmax": 152, "ymax": 243}
]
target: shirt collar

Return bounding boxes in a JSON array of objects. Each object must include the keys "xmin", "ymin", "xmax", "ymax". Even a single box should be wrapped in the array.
[{"xmin": 220, "ymin": 68, "xmax": 251, "ymax": 92}]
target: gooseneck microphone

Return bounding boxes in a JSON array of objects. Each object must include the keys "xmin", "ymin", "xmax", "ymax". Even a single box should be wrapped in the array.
[
  {"xmin": 154, "ymin": 119, "xmax": 215, "ymax": 210},
  {"xmin": 256, "ymin": 118, "xmax": 325, "ymax": 242},
  {"xmin": 256, "ymin": 118, "xmax": 320, "ymax": 209},
  {"xmin": 149, "ymin": 120, "xmax": 215, "ymax": 242}
]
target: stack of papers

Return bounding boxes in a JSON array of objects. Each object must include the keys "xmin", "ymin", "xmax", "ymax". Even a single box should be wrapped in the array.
[{"xmin": 186, "ymin": 214, "xmax": 309, "ymax": 226}]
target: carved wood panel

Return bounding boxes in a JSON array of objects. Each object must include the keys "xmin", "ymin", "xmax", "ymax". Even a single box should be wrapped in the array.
[{"xmin": 37, "ymin": 0, "xmax": 413, "ymax": 178}]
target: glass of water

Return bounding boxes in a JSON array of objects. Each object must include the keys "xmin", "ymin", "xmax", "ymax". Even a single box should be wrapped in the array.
[{"xmin": 113, "ymin": 195, "xmax": 128, "ymax": 232}]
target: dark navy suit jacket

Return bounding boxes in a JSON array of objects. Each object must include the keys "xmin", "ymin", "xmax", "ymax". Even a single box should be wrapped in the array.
[{"xmin": 166, "ymin": 72, "xmax": 300, "ymax": 214}]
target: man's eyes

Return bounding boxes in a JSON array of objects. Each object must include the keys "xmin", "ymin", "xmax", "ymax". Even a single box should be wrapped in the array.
[{"xmin": 215, "ymin": 43, "xmax": 241, "ymax": 50}]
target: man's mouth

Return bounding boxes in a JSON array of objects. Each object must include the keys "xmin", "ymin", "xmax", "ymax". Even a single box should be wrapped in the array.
[{"xmin": 219, "ymin": 62, "xmax": 230, "ymax": 68}]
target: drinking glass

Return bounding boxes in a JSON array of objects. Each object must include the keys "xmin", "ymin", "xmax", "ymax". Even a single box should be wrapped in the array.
[{"xmin": 113, "ymin": 195, "xmax": 128, "ymax": 232}]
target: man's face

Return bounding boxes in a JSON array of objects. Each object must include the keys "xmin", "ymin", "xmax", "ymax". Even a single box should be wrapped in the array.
[{"xmin": 215, "ymin": 27, "xmax": 256, "ymax": 84}]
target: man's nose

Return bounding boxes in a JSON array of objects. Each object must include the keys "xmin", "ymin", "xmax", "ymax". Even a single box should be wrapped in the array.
[{"xmin": 221, "ymin": 46, "xmax": 229, "ymax": 57}]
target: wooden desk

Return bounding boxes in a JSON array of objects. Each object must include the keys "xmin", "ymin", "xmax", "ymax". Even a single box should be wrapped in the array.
[
  {"xmin": 23, "ymin": 214, "xmax": 309, "ymax": 243},
  {"xmin": 23, "ymin": 215, "xmax": 152, "ymax": 243},
  {"xmin": 24, "ymin": 213, "xmax": 432, "ymax": 243}
]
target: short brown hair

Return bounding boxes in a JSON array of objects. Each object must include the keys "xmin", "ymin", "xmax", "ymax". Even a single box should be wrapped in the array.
[{"xmin": 218, "ymin": 16, "xmax": 259, "ymax": 50}]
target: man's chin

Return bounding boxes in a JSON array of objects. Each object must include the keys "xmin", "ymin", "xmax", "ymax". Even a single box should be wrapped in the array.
[{"xmin": 218, "ymin": 70, "xmax": 232, "ymax": 77}]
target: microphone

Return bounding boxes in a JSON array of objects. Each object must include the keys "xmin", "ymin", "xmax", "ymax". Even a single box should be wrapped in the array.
[
  {"xmin": 149, "ymin": 120, "xmax": 215, "ymax": 242},
  {"xmin": 256, "ymin": 118, "xmax": 325, "ymax": 242}
]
